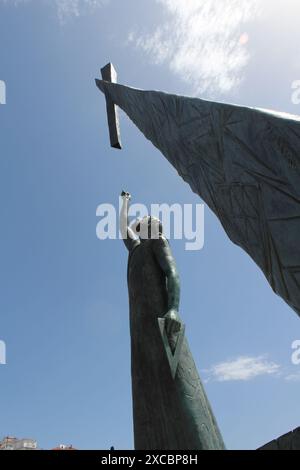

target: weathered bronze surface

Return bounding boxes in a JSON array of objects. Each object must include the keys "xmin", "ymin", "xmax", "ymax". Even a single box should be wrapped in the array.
[
  {"xmin": 96, "ymin": 78, "xmax": 300, "ymax": 318},
  {"xmin": 96, "ymin": 63, "xmax": 121, "ymax": 149},
  {"xmin": 120, "ymin": 192, "xmax": 225, "ymax": 450}
]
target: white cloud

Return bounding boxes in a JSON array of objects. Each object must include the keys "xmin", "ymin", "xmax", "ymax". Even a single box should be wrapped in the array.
[
  {"xmin": 128, "ymin": 0, "xmax": 261, "ymax": 95},
  {"xmin": 0, "ymin": 0, "xmax": 108, "ymax": 23},
  {"xmin": 285, "ymin": 372, "xmax": 300, "ymax": 382},
  {"xmin": 55, "ymin": 0, "xmax": 108, "ymax": 23},
  {"xmin": 205, "ymin": 355, "xmax": 280, "ymax": 382}
]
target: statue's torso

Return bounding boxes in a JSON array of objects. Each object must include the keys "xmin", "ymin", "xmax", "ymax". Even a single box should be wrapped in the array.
[{"xmin": 128, "ymin": 239, "xmax": 168, "ymax": 323}]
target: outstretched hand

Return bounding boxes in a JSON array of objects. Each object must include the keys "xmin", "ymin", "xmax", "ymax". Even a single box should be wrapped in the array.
[{"xmin": 121, "ymin": 190, "xmax": 131, "ymax": 200}]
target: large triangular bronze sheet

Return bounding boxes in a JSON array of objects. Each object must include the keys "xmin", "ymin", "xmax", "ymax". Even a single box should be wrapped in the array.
[{"xmin": 96, "ymin": 79, "xmax": 300, "ymax": 317}]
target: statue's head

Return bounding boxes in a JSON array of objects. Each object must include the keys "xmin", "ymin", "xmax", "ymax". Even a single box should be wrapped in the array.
[{"xmin": 132, "ymin": 216, "xmax": 163, "ymax": 240}]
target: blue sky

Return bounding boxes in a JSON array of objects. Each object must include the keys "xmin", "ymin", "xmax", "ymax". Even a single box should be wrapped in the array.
[{"xmin": 0, "ymin": 0, "xmax": 300, "ymax": 450}]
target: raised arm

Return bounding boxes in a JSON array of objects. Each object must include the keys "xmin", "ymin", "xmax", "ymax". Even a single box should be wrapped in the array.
[
  {"xmin": 120, "ymin": 191, "xmax": 140, "ymax": 252},
  {"xmin": 153, "ymin": 237, "xmax": 181, "ymax": 336}
]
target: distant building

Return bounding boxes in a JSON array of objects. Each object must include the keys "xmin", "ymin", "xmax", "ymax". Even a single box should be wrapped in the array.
[
  {"xmin": 52, "ymin": 444, "xmax": 76, "ymax": 450},
  {"xmin": 0, "ymin": 436, "xmax": 38, "ymax": 450}
]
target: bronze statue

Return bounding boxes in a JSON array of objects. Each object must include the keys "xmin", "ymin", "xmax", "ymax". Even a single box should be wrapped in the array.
[
  {"xmin": 120, "ymin": 190, "xmax": 225, "ymax": 450},
  {"xmin": 97, "ymin": 67, "xmax": 300, "ymax": 319}
]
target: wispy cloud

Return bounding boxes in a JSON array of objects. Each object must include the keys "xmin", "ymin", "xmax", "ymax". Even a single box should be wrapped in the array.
[
  {"xmin": 0, "ymin": 0, "xmax": 108, "ymax": 23},
  {"xmin": 285, "ymin": 371, "xmax": 300, "ymax": 382},
  {"xmin": 55, "ymin": 0, "xmax": 108, "ymax": 23},
  {"xmin": 205, "ymin": 355, "xmax": 280, "ymax": 382},
  {"xmin": 128, "ymin": 0, "xmax": 261, "ymax": 95}
]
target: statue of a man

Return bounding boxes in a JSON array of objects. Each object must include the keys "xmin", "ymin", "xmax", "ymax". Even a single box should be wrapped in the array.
[{"xmin": 120, "ymin": 191, "xmax": 225, "ymax": 450}]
